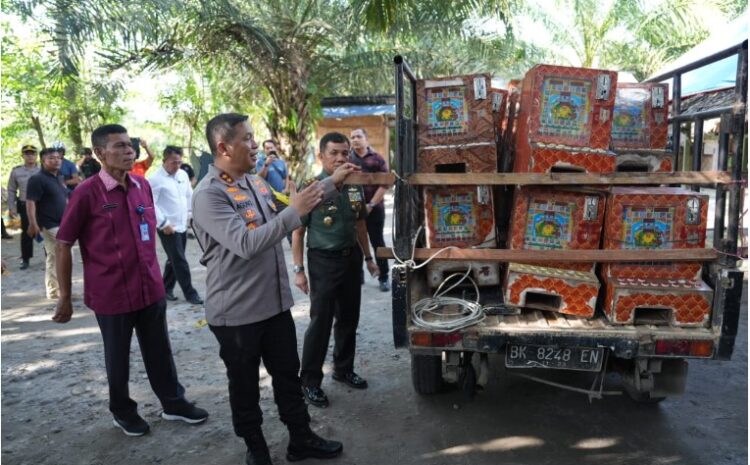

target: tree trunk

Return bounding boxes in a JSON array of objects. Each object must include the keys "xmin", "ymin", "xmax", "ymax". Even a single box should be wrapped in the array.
[
  {"xmin": 31, "ymin": 114, "xmax": 46, "ymax": 148},
  {"xmin": 64, "ymin": 81, "xmax": 84, "ymax": 152}
]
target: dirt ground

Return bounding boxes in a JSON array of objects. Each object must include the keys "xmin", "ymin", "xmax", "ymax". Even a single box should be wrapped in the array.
[{"xmin": 1, "ymin": 198, "xmax": 747, "ymax": 465}]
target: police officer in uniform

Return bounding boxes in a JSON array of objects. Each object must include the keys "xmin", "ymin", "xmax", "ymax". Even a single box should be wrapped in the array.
[
  {"xmin": 292, "ymin": 132, "xmax": 379, "ymax": 408},
  {"xmin": 7, "ymin": 144, "xmax": 41, "ymax": 269},
  {"xmin": 192, "ymin": 114, "xmax": 359, "ymax": 465}
]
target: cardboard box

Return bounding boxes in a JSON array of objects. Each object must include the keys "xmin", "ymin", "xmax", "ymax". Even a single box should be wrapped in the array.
[
  {"xmin": 504, "ymin": 263, "xmax": 600, "ymax": 317},
  {"xmin": 424, "ymin": 185, "xmax": 496, "ymax": 248},
  {"xmin": 418, "ymin": 143, "xmax": 497, "ymax": 173},
  {"xmin": 615, "ymin": 149, "xmax": 674, "ymax": 173},
  {"xmin": 509, "ymin": 187, "xmax": 606, "ymax": 271},
  {"xmin": 515, "ymin": 142, "xmax": 616, "ymax": 173},
  {"xmin": 602, "ymin": 187, "xmax": 708, "ymax": 280},
  {"xmin": 602, "ymin": 276, "xmax": 712, "ymax": 327},
  {"xmin": 417, "ymin": 74, "xmax": 495, "ymax": 148},
  {"xmin": 611, "ymin": 83, "xmax": 669, "ymax": 150},
  {"xmin": 426, "ymin": 260, "xmax": 500, "ymax": 288}
]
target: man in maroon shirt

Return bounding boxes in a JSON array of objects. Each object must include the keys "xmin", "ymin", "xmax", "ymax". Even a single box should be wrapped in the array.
[
  {"xmin": 349, "ymin": 128, "xmax": 390, "ymax": 292},
  {"xmin": 52, "ymin": 124, "xmax": 208, "ymax": 437}
]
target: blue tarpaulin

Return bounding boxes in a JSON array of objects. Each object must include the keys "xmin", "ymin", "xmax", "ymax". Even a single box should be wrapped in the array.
[
  {"xmin": 322, "ymin": 104, "xmax": 395, "ymax": 119},
  {"xmin": 649, "ymin": 12, "xmax": 747, "ymax": 96}
]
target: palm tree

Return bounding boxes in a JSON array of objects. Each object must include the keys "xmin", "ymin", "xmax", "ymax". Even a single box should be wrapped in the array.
[{"xmin": 9, "ymin": 0, "xmax": 168, "ymax": 150}]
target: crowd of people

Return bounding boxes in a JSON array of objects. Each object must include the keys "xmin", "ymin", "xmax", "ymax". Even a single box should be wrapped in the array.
[{"xmin": 4, "ymin": 117, "xmax": 391, "ymax": 465}]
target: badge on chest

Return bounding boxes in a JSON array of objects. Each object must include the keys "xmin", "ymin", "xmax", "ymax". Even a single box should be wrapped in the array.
[{"xmin": 347, "ymin": 186, "xmax": 363, "ymax": 212}]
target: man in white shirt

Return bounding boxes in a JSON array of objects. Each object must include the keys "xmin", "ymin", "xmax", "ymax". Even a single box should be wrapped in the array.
[{"xmin": 149, "ymin": 146, "xmax": 203, "ymax": 305}]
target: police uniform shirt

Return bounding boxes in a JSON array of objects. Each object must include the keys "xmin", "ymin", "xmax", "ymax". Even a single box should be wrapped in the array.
[
  {"xmin": 301, "ymin": 171, "xmax": 367, "ymax": 251},
  {"xmin": 192, "ymin": 165, "xmax": 339, "ymax": 326},
  {"xmin": 7, "ymin": 164, "xmax": 40, "ymax": 206}
]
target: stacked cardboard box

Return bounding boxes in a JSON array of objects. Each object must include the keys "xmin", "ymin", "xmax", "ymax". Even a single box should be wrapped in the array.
[
  {"xmin": 504, "ymin": 65, "xmax": 618, "ymax": 317},
  {"xmin": 611, "ymin": 83, "xmax": 673, "ymax": 172},
  {"xmin": 600, "ymin": 187, "xmax": 713, "ymax": 326}
]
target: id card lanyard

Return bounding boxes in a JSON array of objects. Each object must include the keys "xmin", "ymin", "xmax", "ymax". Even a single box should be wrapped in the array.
[{"xmin": 136, "ymin": 205, "xmax": 150, "ymax": 242}]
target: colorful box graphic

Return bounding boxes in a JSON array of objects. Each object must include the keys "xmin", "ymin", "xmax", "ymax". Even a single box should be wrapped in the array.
[
  {"xmin": 615, "ymin": 149, "xmax": 674, "ymax": 173},
  {"xmin": 509, "ymin": 187, "xmax": 606, "ymax": 272},
  {"xmin": 513, "ymin": 64, "xmax": 618, "ymax": 174},
  {"xmin": 424, "ymin": 185, "xmax": 496, "ymax": 248},
  {"xmin": 611, "ymin": 83, "xmax": 669, "ymax": 150},
  {"xmin": 602, "ymin": 276, "xmax": 712, "ymax": 327},
  {"xmin": 418, "ymin": 143, "xmax": 497, "ymax": 173},
  {"xmin": 417, "ymin": 74, "xmax": 495, "ymax": 148},
  {"xmin": 602, "ymin": 187, "xmax": 708, "ymax": 280},
  {"xmin": 426, "ymin": 261, "xmax": 500, "ymax": 288},
  {"xmin": 504, "ymin": 263, "xmax": 600, "ymax": 317}
]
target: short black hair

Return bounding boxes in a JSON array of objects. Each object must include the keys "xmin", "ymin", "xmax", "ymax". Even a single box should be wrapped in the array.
[
  {"xmin": 205, "ymin": 113, "xmax": 248, "ymax": 156},
  {"xmin": 79, "ymin": 147, "xmax": 93, "ymax": 156},
  {"xmin": 163, "ymin": 145, "xmax": 183, "ymax": 159},
  {"xmin": 319, "ymin": 132, "xmax": 350, "ymax": 153},
  {"xmin": 351, "ymin": 128, "xmax": 367, "ymax": 136},
  {"xmin": 92, "ymin": 124, "xmax": 128, "ymax": 148},
  {"xmin": 262, "ymin": 139, "xmax": 276, "ymax": 148},
  {"xmin": 39, "ymin": 147, "xmax": 61, "ymax": 161}
]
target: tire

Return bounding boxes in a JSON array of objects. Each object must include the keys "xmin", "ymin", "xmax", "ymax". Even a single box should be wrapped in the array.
[{"xmin": 411, "ymin": 353, "xmax": 443, "ymax": 395}]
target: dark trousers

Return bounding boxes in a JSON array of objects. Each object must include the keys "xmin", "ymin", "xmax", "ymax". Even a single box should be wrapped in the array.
[
  {"xmin": 17, "ymin": 200, "xmax": 33, "ymax": 261},
  {"xmin": 95, "ymin": 299, "xmax": 187, "ymax": 417},
  {"xmin": 366, "ymin": 205, "xmax": 388, "ymax": 283},
  {"xmin": 301, "ymin": 248, "xmax": 362, "ymax": 387},
  {"xmin": 210, "ymin": 311, "xmax": 310, "ymax": 438},
  {"xmin": 158, "ymin": 231, "xmax": 198, "ymax": 299}
]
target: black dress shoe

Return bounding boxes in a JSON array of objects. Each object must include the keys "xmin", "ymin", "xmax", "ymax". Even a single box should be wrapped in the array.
[
  {"xmin": 165, "ymin": 292, "xmax": 178, "ymax": 301},
  {"xmin": 287, "ymin": 429, "xmax": 343, "ymax": 462},
  {"xmin": 245, "ymin": 430, "xmax": 273, "ymax": 465},
  {"xmin": 332, "ymin": 371, "xmax": 368, "ymax": 389},
  {"xmin": 187, "ymin": 295, "xmax": 204, "ymax": 305},
  {"xmin": 301, "ymin": 385, "xmax": 329, "ymax": 408}
]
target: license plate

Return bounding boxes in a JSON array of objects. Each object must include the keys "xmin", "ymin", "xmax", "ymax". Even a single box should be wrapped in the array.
[{"xmin": 505, "ymin": 344, "xmax": 605, "ymax": 372}]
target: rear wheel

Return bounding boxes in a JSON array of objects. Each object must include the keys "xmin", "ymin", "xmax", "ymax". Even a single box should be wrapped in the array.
[{"xmin": 411, "ymin": 353, "xmax": 443, "ymax": 395}]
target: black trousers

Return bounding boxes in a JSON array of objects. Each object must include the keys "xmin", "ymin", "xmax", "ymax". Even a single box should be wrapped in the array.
[
  {"xmin": 17, "ymin": 200, "xmax": 33, "ymax": 261},
  {"xmin": 301, "ymin": 247, "xmax": 362, "ymax": 387},
  {"xmin": 158, "ymin": 231, "xmax": 198, "ymax": 299},
  {"xmin": 210, "ymin": 311, "xmax": 310, "ymax": 438},
  {"xmin": 95, "ymin": 299, "xmax": 187, "ymax": 417},
  {"xmin": 366, "ymin": 205, "xmax": 388, "ymax": 283}
]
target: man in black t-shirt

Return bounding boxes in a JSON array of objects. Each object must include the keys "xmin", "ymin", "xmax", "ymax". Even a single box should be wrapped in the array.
[
  {"xmin": 77, "ymin": 147, "xmax": 101, "ymax": 179},
  {"xmin": 26, "ymin": 147, "xmax": 69, "ymax": 299}
]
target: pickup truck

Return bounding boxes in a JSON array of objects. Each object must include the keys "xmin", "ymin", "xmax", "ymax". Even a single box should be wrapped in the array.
[{"xmin": 385, "ymin": 44, "xmax": 747, "ymax": 403}]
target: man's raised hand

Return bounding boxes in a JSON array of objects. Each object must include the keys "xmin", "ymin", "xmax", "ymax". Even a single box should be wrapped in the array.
[{"xmin": 290, "ymin": 181, "xmax": 325, "ymax": 216}]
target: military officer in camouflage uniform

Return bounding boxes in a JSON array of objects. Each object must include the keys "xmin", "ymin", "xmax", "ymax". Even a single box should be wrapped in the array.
[
  {"xmin": 292, "ymin": 132, "xmax": 379, "ymax": 409},
  {"xmin": 192, "ymin": 114, "xmax": 360, "ymax": 465}
]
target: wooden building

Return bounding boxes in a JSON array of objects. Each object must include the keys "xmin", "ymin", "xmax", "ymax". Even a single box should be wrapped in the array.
[{"xmin": 316, "ymin": 96, "xmax": 395, "ymax": 169}]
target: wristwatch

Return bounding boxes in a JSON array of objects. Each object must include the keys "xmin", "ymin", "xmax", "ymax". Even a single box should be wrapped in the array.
[
  {"xmin": 293, "ymin": 265, "xmax": 305, "ymax": 273},
  {"xmin": 364, "ymin": 256, "xmax": 373, "ymax": 262}
]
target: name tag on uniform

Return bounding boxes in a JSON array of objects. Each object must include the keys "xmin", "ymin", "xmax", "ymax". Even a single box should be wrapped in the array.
[{"xmin": 140, "ymin": 223, "xmax": 150, "ymax": 242}]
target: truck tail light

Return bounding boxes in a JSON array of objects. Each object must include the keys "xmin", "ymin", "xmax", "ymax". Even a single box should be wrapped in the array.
[
  {"xmin": 655, "ymin": 339, "xmax": 713, "ymax": 357},
  {"xmin": 410, "ymin": 331, "xmax": 462, "ymax": 347},
  {"xmin": 689, "ymin": 340, "xmax": 714, "ymax": 357}
]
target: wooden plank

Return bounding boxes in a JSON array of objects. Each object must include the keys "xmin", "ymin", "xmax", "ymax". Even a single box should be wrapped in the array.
[
  {"xmin": 342, "ymin": 172, "xmax": 395, "ymax": 185},
  {"xmin": 408, "ymin": 171, "xmax": 732, "ymax": 186},
  {"xmin": 376, "ymin": 247, "xmax": 719, "ymax": 262}
]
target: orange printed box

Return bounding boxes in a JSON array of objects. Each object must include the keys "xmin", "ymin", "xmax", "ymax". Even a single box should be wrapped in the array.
[
  {"xmin": 615, "ymin": 149, "xmax": 674, "ymax": 173},
  {"xmin": 424, "ymin": 185, "xmax": 496, "ymax": 248},
  {"xmin": 602, "ymin": 187, "xmax": 708, "ymax": 280},
  {"xmin": 514, "ymin": 143, "xmax": 616, "ymax": 173},
  {"xmin": 417, "ymin": 74, "xmax": 495, "ymax": 148},
  {"xmin": 418, "ymin": 143, "xmax": 497, "ymax": 173},
  {"xmin": 504, "ymin": 263, "xmax": 600, "ymax": 318},
  {"xmin": 509, "ymin": 187, "xmax": 606, "ymax": 272},
  {"xmin": 602, "ymin": 276, "xmax": 712, "ymax": 327},
  {"xmin": 611, "ymin": 83, "xmax": 669, "ymax": 150}
]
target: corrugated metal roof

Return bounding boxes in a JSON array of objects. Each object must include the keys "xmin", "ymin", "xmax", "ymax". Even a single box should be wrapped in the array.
[{"xmin": 650, "ymin": 12, "xmax": 747, "ymax": 96}]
